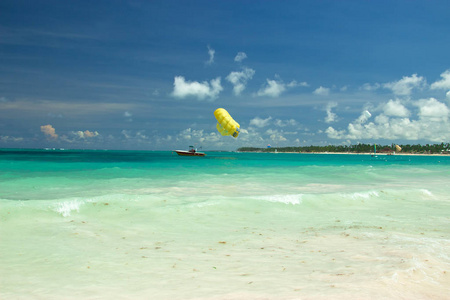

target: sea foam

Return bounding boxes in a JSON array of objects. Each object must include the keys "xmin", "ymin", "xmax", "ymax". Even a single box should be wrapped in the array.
[
  {"xmin": 419, "ymin": 189, "xmax": 433, "ymax": 197},
  {"xmin": 255, "ymin": 194, "xmax": 303, "ymax": 205},
  {"xmin": 348, "ymin": 190, "xmax": 379, "ymax": 200},
  {"xmin": 53, "ymin": 199, "xmax": 84, "ymax": 217}
]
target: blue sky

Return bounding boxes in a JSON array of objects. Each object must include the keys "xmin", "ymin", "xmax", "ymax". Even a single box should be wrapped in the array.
[{"xmin": 1, "ymin": 0, "xmax": 449, "ymax": 150}]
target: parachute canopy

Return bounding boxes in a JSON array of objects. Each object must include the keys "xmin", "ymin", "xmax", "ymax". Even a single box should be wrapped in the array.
[
  {"xmin": 395, "ymin": 145, "xmax": 402, "ymax": 152},
  {"xmin": 214, "ymin": 108, "xmax": 240, "ymax": 138}
]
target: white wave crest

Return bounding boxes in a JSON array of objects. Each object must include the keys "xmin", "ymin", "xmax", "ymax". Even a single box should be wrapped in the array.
[
  {"xmin": 420, "ymin": 189, "xmax": 433, "ymax": 197},
  {"xmin": 350, "ymin": 191, "xmax": 379, "ymax": 200},
  {"xmin": 256, "ymin": 194, "xmax": 303, "ymax": 205},
  {"xmin": 54, "ymin": 200, "xmax": 83, "ymax": 217}
]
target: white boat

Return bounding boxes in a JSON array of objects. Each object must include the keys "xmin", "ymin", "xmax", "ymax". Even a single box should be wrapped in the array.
[{"xmin": 175, "ymin": 146, "xmax": 206, "ymax": 157}]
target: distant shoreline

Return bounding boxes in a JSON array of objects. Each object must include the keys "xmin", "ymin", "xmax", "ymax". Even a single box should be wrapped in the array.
[
  {"xmin": 236, "ymin": 151, "xmax": 450, "ymax": 156},
  {"xmin": 237, "ymin": 143, "xmax": 450, "ymax": 156}
]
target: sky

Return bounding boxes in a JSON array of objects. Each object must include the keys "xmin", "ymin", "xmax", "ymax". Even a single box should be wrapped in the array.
[{"xmin": 1, "ymin": 0, "xmax": 449, "ymax": 150}]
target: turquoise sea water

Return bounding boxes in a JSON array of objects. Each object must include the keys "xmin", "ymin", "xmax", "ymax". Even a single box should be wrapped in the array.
[{"xmin": 1, "ymin": 149, "xmax": 449, "ymax": 299}]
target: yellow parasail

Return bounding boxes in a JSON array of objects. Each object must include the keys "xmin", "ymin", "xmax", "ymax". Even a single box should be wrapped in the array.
[
  {"xmin": 214, "ymin": 108, "xmax": 240, "ymax": 138},
  {"xmin": 395, "ymin": 145, "xmax": 402, "ymax": 152}
]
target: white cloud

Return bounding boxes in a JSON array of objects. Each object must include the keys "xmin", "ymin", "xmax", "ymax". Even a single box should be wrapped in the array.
[
  {"xmin": 250, "ymin": 116, "xmax": 272, "ymax": 128},
  {"xmin": 256, "ymin": 79, "xmax": 286, "ymax": 97},
  {"xmin": 124, "ymin": 111, "xmax": 133, "ymax": 122},
  {"xmin": 357, "ymin": 110, "xmax": 372, "ymax": 123},
  {"xmin": 275, "ymin": 119, "xmax": 297, "ymax": 127},
  {"xmin": 325, "ymin": 102, "xmax": 338, "ymax": 123},
  {"xmin": 40, "ymin": 124, "xmax": 58, "ymax": 139},
  {"xmin": 178, "ymin": 128, "xmax": 201, "ymax": 140},
  {"xmin": 234, "ymin": 52, "xmax": 247, "ymax": 62},
  {"xmin": 172, "ymin": 76, "xmax": 223, "ymax": 100},
  {"xmin": 74, "ymin": 130, "xmax": 99, "ymax": 139},
  {"xmin": 176, "ymin": 128, "xmax": 222, "ymax": 144},
  {"xmin": 255, "ymin": 77, "xmax": 307, "ymax": 98},
  {"xmin": 288, "ymin": 80, "xmax": 309, "ymax": 87},
  {"xmin": 313, "ymin": 86, "xmax": 330, "ymax": 96},
  {"xmin": 325, "ymin": 127, "xmax": 345, "ymax": 139},
  {"xmin": 0, "ymin": 135, "xmax": 24, "ymax": 142},
  {"xmin": 206, "ymin": 45, "xmax": 215, "ymax": 65},
  {"xmin": 226, "ymin": 67, "xmax": 255, "ymax": 95},
  {"xmin": 383, "ymin": 74, "xmax": 425, "ymax": 96},
  {"xmin": 430, "ymin": 70, "xmax": 450, "ymax": 90},
  {"xmin": 361, "ymin": 83, "xmax": 381, "ymax": 91},
  {"xmin": 265, "ymin": 129, "xmax": 287, "ymax": 142},
  {"xmin": 415, "ymin": 98, "xmax": 449, "ymax": 122},
  {"xmin": 121, "ymin": 130, "xmax": 131, "ymax": 139},
  {"xmin": 121, "ymin": 130, "xmax": 148, "ymax": 141},
  {"xmin": 325, "ymin": 98, "xmax": 450, "ymax": 142},
  {"xmin": 383, "ymin": 99, "xmax": 410, "ymax": 117}
]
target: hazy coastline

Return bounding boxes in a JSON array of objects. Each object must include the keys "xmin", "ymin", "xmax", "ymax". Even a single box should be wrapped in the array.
[{"xmin": 237, "ymin": 151, "xmax": 450, "ymax": 156}]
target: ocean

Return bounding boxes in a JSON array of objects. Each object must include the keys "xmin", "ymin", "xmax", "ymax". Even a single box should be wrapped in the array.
[{"xmin": 0, "ymin": 149, "xmax": 449, "ymax": 299}]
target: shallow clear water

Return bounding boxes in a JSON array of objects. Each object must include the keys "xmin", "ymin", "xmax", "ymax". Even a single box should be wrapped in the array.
[{"xmin": 1, "ymin": 150, "xmax": 449, "ymax": 299}]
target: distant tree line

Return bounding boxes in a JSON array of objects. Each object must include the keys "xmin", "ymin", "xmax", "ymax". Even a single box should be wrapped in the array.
[{"xmin": 237, "ymin": 143, "xmax": 450, "ymax": 154}]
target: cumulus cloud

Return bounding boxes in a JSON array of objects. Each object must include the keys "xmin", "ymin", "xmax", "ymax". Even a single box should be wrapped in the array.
[
  {"xmin": 431, "ymin": 70, "xmax": 450, "ymax": 99},
  {"xmin": 255, "ymin": 76, "xmax": 307, "ymax": 98},
  {"xmin": 206, "ymin": 45, "xmax": 215, "ymax": 65},
  {"xmin": 256, "ymin": 79, "xmax": 286, "ymax": 97},
  {"xmin": 357, "ymin": 110, "xmax": 372, "ymax": 123},
  {"xmin": 250, "ymin": 116, "xmax": 272, "ymax": 128},
  {"xmin": 325, "ymin": 102, "xmax": 338, "ymax": 123},
  {"xmin": 234, "ymin": 52, "xmax": 247, "ymax": 62},
  {"xmin": 313, "ymin": 86, "xmax": 330, "ymax": 96},
  {"xmin": 383, "ymin": 99, "xmax": 410, "ymax": 117},
  {"xmin": 172, "ymin": 76, "xmax": 223, "ymax": 100},
  {"xmin": 75, "ymin": 130, "xmax": 99, "ymax": 139},
  {"xmin": 176, "ymin": 128, "xmax": 221, "ymax": 144},
  {"xmin": 325, "ymin": 98, "xmax": 449, "ymax": 142},
  {"xmin": 226, "ymin": 67, "xmax": 255, "ymax": 95},
  {"xmin": 415, "ymin": 98, "xmax": 449, "ymax": 122},
  {"xmin": 40, "ymin": 124, "xmax": 58, "ymax": 139},
  {"xmin": 325, "ymin": 127, "xmax": 345, "ymax": 139},
  {"xmin": 179, "ymin": 128, "xmax": 200, "ymax": 141},
  {"xmin": 383, "ymin": 74, "xmax": 425, "ymax": 96},
  {"xmin": 265, "ymin": 129, "xmax": 287, "ymax": 142},
  {"xmin": 430, "ymin": 70, "xmax": 450, "ymax": 90}
]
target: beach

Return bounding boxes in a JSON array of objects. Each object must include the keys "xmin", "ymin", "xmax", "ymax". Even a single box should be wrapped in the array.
[{"xmin": 1, "ymin": 150, "xmax": 449, "ymax": 299}]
